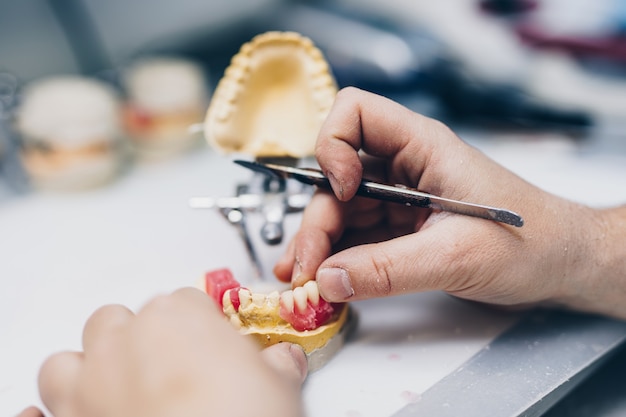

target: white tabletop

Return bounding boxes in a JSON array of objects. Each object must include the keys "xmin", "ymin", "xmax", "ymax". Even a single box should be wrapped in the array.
[{"xmin": 1, "ymin": 132, "xmax": 625, "ymax": 417}]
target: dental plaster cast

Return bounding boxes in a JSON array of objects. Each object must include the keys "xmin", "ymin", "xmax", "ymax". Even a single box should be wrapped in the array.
[
  {"xmin": 197, "ymin": 269, "xmax": 353, "ymax": 371},
  {"xmin": 199, "ymin": 32, "xmax": 348, "ymax": 369},
  {"xmin": 204, "ymin": 31, "xmax": 338, "ymax": 157}
]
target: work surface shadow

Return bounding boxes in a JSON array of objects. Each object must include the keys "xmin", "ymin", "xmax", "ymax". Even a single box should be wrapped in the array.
[{"xmin": 543, "ymin": 342, "xmax": 626, "ymax": 417}]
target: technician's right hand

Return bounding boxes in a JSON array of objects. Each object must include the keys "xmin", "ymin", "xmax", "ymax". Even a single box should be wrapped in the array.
[{"xmin": 275, "ymin": 87, "xmax": 626, "ymax": 320}]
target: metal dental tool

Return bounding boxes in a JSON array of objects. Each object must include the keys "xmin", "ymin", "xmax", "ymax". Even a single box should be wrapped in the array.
[
  {"xmin": 234, "ymin": 159, "xmax": 524, "ymax": 227},
  {"xmin": 189, "ymin": 158, "xmax": 313, "ymax": 279}
]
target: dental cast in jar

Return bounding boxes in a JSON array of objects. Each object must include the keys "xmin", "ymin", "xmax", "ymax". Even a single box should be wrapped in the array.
[
  {"xmin": 123, "ymin": 57, "xmax": 209, "ymax": 160},
  {"xmin": 16, "ymin": 76, "xmax": 124, "ymax": 191}
]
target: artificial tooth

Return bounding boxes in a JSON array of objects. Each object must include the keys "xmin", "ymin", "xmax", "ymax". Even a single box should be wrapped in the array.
[
  {"xmin": 239, "ymin": 288, "xmax": 252, "ymax": 309},
  {"xmin": 226, "ymin": 65, "xmax": 246, "ymax": 81},
  {"xmin": 222, "ymin": 291, "xmax": 236, "ymax": 314},
  {"xmin": 252, "ymin": 292, "xmax": 265, "ymax": 307},
  {"xmin": 281, "ymin": 290, "xmax": 294, "ymax": 313},
  {"xmin": 267, "ymin": 290, "xmax": 280, "ymax": 307},
  {"xmin": 304, "ymin": 280, "xmax": 320, "ymax": 306},
  {"xmin": 229, "ymin": 314, "xmax": 243, "ymax": 330},
  {"xmin": 293, "ymin": 286, "xmax": 309, "ymax": 314}
]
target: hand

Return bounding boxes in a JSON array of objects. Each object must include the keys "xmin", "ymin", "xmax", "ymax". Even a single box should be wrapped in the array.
[
  {"xmin": 275, "ymin": 87, "xmax": 626, "ymax": 319},
  {"xmin": 20, "ymin": 288, "xmax": 307, "ymax": 417}
]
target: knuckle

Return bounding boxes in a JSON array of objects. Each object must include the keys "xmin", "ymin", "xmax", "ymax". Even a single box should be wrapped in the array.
[
  {"xmin": 432, "ymin": 232, "xmax": 500, "ymax": 296},
  {"xmin": 139, "ymin": 293, "xmax": 172, "ymax": 315},
  {"xmin": 368, "ymin": 252, "xmax": 393, "ymax": 296},
  {"xmin": 87, "ymin": 304, "xmax": 130, "ymax": 325},
  {"xmin": 336, "ymin": 86, "xmax": 361, "ymax": 101}
]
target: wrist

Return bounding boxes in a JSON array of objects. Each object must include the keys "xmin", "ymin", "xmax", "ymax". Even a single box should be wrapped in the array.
[{"xmin": 556, "ymin": 204, "xmax": 626, "ymax": 319}]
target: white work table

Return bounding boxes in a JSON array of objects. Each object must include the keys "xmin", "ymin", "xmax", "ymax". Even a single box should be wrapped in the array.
[{"xmin": 2, "ymin": 131, "xmax": 626, "ymax": 417}]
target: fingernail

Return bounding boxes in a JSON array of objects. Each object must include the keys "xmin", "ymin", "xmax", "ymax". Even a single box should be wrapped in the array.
[
  {"xmin": 288, "ymin": 344, "xmax": 308, "ymax": 383},
  {"xmin": 317, "ymin": 267, "xmax": 354, "ymax": 301},
  {"xmin": 326, "ymin": 171, "xmax": 344, "ymax": 199}
]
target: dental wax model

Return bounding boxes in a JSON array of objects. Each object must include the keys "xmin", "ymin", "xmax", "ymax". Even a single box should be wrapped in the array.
[
  {"xmin": 198, "ymin": 268, "xmax": 353, "ymax": 371},
  {"xmin": 16, "ymin": 76, "xmax": 123, "ymax": 191},
  {"xmin": 123, "ymin": 57, "xmax": 208, "ymax": 160},
  {"xmin": 204, "ymin": 31, "xmax": 337, "ymax": 157}
]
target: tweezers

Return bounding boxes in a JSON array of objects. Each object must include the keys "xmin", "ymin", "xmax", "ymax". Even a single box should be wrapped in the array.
[{"xmin": 234, "ymin": 160, "xmax": 524, "ymax": 227}]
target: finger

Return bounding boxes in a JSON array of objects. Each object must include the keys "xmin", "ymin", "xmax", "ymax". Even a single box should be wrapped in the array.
[
  {"xmin": 286, "ymin": 191, "xmax": 347, "ymax": 287},
  {"xmin": 38, "ymin": 351, "xmax": 83, "ymax": 417},
  {"xmin": 316, "ymin": 235, "xmax": 436, "ymax": 302},
  {"xmin": 316, "ymin": 87, "xmax": 439, "ymax": 200},
  {"xmin": 82, "ymin": 304, "xmax": 133, "ymax": 352},
  {"xmin": 167, "ymin": 286, "xmax": 222, "ymax": 316},
  {"xmin": 15, "ymin": 406, "xmax": 44, "ymax": 417},
  {"xmin": 273, "ymin": 237, "xmax": 296, "ymax": 283},
  {"xmin": 135, "ymin": 287, "xmax": 225, "ymax": 338},
  {"xmin": 134, "ymin": 287, "xmax": 265, "ymax": 379},
  {"xmin": 260, "ymin": 343, "xmax": 308, "ymax": 386},
  {"xmin": 316, "ymin": 218, "xmax": 494, "ymax": 302},
  {"xmin": 74, "ymin": 305, "xmax": 137, "ymax": 415},
  {"xmin": 275, "ymin": 191, "xmax": 385, "ymax": 285},
  {"xmin": 343, "ymin": 198, "xmax": 385, "ymax": 230},
  {"xmin": 136, "ymin": 287, "xmax": 233, "ymax": 346}
]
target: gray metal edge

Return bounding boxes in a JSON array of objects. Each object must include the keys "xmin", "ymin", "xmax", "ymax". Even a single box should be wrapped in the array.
[{"xmin": 391, "ymin": 309, "xmax": 626, "ymax": 417}]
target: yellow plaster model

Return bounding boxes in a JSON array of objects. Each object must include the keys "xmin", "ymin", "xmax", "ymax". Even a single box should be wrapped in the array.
[{"xmin": 204, "ymin": 31, "xmax": 337, "ymax": 157}]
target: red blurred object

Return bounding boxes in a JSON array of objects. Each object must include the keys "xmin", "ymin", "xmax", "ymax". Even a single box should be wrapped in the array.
[{"xmin": 516, "ymin": 24, "xmax": 626, "ymax": 62}]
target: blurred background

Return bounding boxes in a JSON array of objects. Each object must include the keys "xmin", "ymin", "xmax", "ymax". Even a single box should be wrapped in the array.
[
  {"xmin": 2, "ymin": 1, "xmax": 626, "ymax": 415},
  {"xmin": 1, "ymin": 0, "xmax": 626, "ymax": 198}
]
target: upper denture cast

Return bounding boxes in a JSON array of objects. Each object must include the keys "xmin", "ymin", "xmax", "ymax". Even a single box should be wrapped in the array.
[{"xmin": 204, "ymin": 31, "xmax": 337, "ymax": 157}]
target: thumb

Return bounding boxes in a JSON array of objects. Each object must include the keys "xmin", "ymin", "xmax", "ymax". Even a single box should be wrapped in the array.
[
  {"xmin": 316, "ymin": 228, "xmax": 459, "ymax": 302},
  {"xmin": 260, "ymin": 343, "xmax": 308, "ymax": 386}
]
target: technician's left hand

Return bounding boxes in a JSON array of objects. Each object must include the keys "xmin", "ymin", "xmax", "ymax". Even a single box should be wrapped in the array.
[{"xmin": 18, "ymin": 288, "xmax": 307, "ymax": 417}]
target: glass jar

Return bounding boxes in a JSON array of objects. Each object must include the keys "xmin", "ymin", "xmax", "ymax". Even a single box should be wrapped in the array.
[
  {"xmin": 16, "ymin": 76, "xmax": 124, "ymax": 191},
  {"xmin": 122, "ymin": 56, "xmax": 209, "ymax": 161}
]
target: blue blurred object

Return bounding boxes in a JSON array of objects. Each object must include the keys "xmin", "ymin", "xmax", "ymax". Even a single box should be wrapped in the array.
[
  {"xmin": 420, "ymin": 58, "xmax": 592, "ymax": 135},
  {"xmin": 0, "ymin": 119, "xmax": 31, "ymax": 198},
  {"xmin": 0, "ymin": 73, "xmax": 31, "ymax": 197},
  {"xmin": 261, "ymin": 4, "xmax": 593, "ymax": 135},
  {"xmin": 10, "ymin": 0, "xmax": 593, "ymax": 137},
  {"xmin": 479, "ymin": 0, "xmax": 538, "ymax": 16}
]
